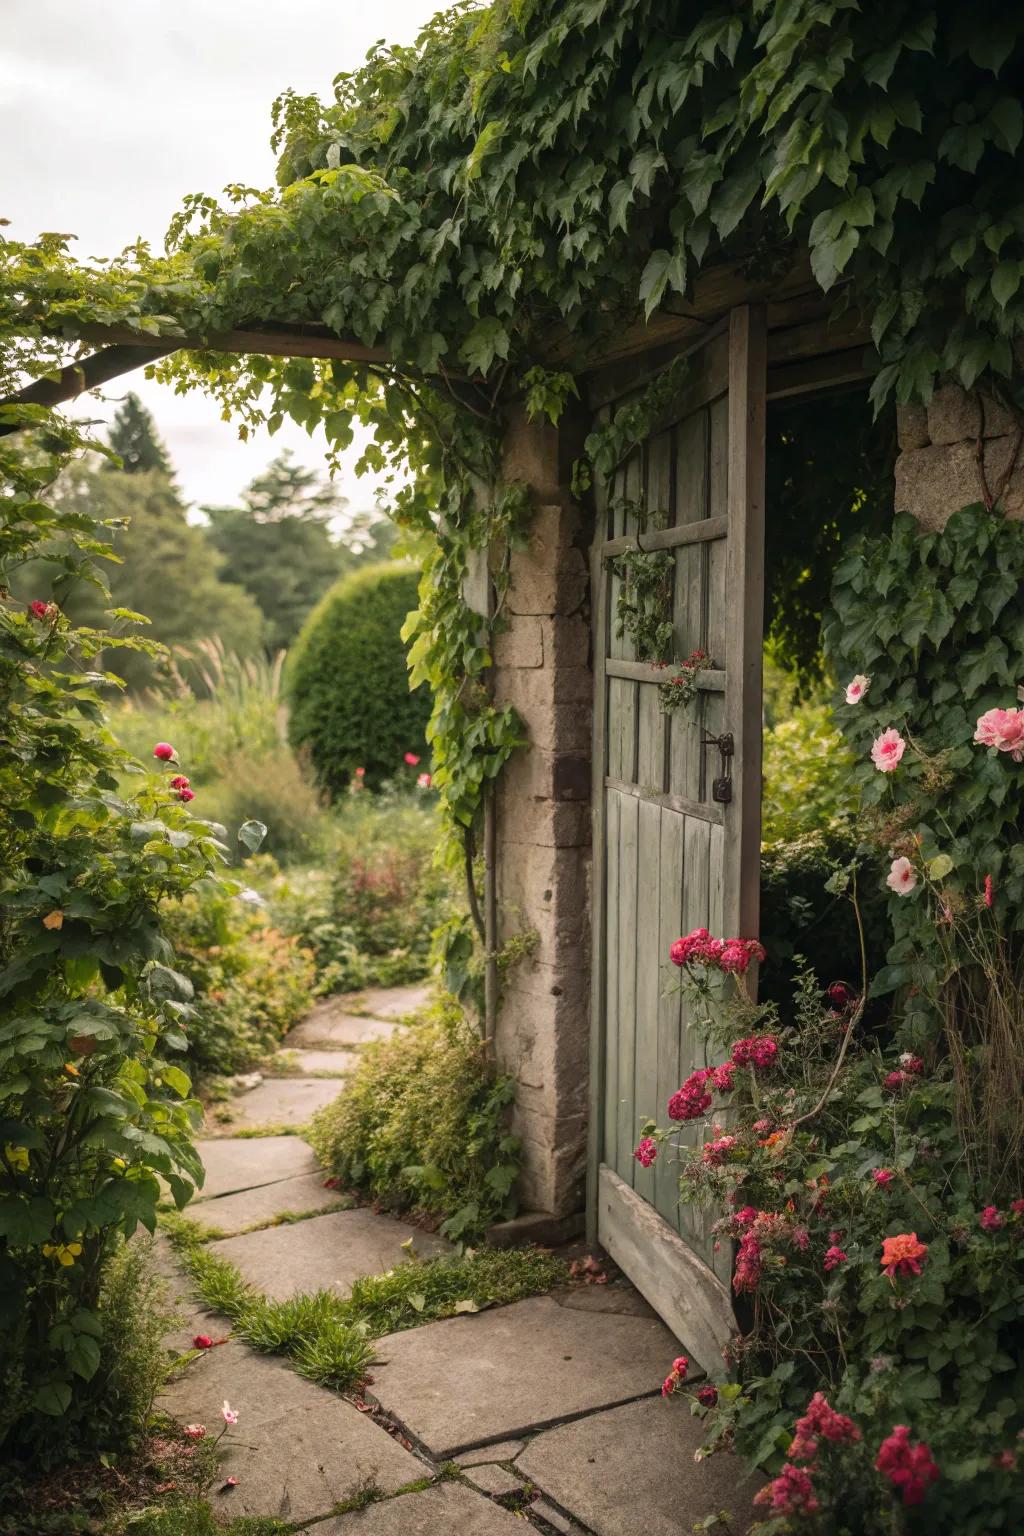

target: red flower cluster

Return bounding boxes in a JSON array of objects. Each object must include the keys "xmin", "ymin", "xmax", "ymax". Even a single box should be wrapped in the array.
[
  {"xmin": 827, "ymin": 980, "xmax": 856, "ymax": 1009},
  {"xmin": 669, "ymin": 928, "xmax": 766, "ymax": 973},
  {"xmin": 667, "ymin": 1058, "xmax": 736, "ymax": 1121},
  {"xmin": 734, "ymin": 1230, "xmax": 762, "ymax": 1294},
  {"xmin": 661, "ymin": 1355, "xmax": 689, "ymax": 1397},
  {"xmin": 872, "ymin": 1168, "xmax": 894, "ymax": 1188},
  {"xmin": 823, "ymin": 1245, "xmax": 848, "ymax": 1272},
  {"xmin": 702, "ymin": 1134, "xmax": 737, "ymax": 1168},
  {"xmin": 731, "ymin": 1035, "xmax": 778, "ymax": 1070},
  {"xmin": 633, "ymin": 1136, "xmax": 658, "ymax": 1168},
  {"xmin": 790, "ymin": 1393, "xmax": 861, "ymax": 1463},
  {"xmin": 875, "ymin": 1425, "xmax": 940, "ymax": 1506},
  {"xmin": 153, "ymin": 742, "xmax": 175, "ymax": 761},
  {"xmin": 884, "ymin": 1053, "xmax": 925, "ymax": 1094},
  {"xmin": 28, "ymin": 599, "xmax": 57, "ymax": 621},
  {"xmin": 980, "ymin": 1205, "xmax": 1005, "ymax": 1232},
  {"xmin": 697, "ymin": 1384, "xmax": 718, "ymax": 1408},
  {"xmin": 753, "ymin": 1463, "xmax": 820, "ymax": 1518}
]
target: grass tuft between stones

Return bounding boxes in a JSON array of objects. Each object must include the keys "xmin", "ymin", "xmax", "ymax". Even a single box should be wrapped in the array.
[{"xmin": 163, "ymin": 1214, "xmax": 569, "ymax": 1391}]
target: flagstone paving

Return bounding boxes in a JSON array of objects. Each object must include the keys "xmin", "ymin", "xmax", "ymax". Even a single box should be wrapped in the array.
[
  {"xmin": 160, "ymin": 1341, "xmax": 422, "ymax": 1522},
  {"xmin": 195, "ymin": 1134, "xmax": 318, "ymax": 1200},
  {"xmin": 185, "ymin": 1171, "xmax": 351, "ymax": 1237},
  {"xmin": 316, "ymin": 1484, "xmax": 526, "ymax": 1534},
  {"xmin": 273, "ymin": 1046, "xmax": 359, "ymax": 1075},
  {"xmin": 207, "ymin": 1206, "xmax": 449, "ymax": 1300},
  {"xmin": 367, "ymin": 1295, "xmax": 680, "ymax": 1456},
  {"xmin": 161, "ymin": 983, "xmax": 758, "ymax": 1532},
  {"xmin": 204, "ymin": 1074, "xmax": 346, "ymax": 1133}
]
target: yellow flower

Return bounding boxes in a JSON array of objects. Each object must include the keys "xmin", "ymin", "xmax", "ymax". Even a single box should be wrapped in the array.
[
  {"xmin": 63, "ymin": 1061, "xmax": 79, "ymax": 1077},
  {"xmin": 42, "ymin": 1242, "xmax": 83, "ymax": 1267},
  {"xmin": 112, "ymin": 1156, "xmax": 127, "ymax": 1170},
  {"xmin": 4, "ymin": 1145, "xmax": 29, "ymax": 1172}
]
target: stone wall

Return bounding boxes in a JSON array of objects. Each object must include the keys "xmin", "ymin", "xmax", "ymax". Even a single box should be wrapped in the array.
[
  {"xmin": 895, "ymin": 384, "xmax": 1024, "ymax": 530},
  {"xmin": 492, "ymin": 409, "xmax": 593, "ymax": 1218}
]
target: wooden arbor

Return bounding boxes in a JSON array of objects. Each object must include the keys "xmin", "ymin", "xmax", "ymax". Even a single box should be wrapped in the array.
[{"xmin": 1, "ymin": 263, "xmax": 871, "ymax": 1355}]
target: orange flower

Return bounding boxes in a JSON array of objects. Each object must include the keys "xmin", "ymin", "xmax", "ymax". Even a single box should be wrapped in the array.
[{"xmin": 880, "ymin": 1232, "xmax": 928, "ymax": 1280}]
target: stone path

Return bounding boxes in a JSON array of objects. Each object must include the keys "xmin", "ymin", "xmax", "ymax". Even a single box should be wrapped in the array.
[{"xmin": 162, "ymin": 982, "xmax": 758, "ymax": 1532}]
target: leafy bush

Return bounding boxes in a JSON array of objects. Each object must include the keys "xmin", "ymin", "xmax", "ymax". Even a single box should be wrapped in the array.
[
  {"xmin": 0, "ymin": 412, "xmax": 221, "ymax": 1466},
  {"xmin": 162, "ymin": 884, "xmax": 316, "ymax": 1076},
  {"xmin": 285, "ymin": 562, "xmax": 430, "ymax": 795},
  {"xmin": 269, "ymin": 788, "xmax": 455, "ymax": 992},
  {"xmin": 307, "ymin": 997, "xmax": 520, "ymax": 1242}
]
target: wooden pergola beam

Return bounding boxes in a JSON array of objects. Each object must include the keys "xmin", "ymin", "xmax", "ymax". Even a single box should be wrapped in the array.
[{"xmin": 0, "ymin": 322, "xmax": 395, "ymax": 437}]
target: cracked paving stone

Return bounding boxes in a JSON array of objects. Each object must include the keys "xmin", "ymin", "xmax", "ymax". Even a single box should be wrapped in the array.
[
  {"xmin": 274, "ymin": 1047, "xmax": 360, "ymax": 1076},
  {"xmin": 368, "ymin": 1295, "xmax": 681, "ymax": 1456},
  {"xmin": 316, "ymin": 1484, "xmax": 525, "ymax": 1534},
  {"xmin": 517, "ymin": 1395, "xmax": 763, "ymax": 1536},
  {"xmin": 160, "ymin": 1341, "xmax": 421, "ymax": 1521},
  {"xmin": 184, "ymin": 1172, "xmax": 353, "ymax": 1237},
  {"xmin": 287, "ymin": 1002, "xmax": 405, "ymax": 1049},
  {"xmin": 194, "ymin": 1136, "xmax": 318, "ymax": 1201},
  {"xmin": 455, "ymin": 1439, "xmax": 528, "ymax": 1467},
  {"xmin": 207, "ymin": 1206, "xmax": 449, "ymax": 1300}
]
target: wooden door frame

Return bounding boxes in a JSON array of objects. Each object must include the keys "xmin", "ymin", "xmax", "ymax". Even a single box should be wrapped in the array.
[{"xmin": 584, "ymin": 312, "xmax": 866, "ymax": 1358}]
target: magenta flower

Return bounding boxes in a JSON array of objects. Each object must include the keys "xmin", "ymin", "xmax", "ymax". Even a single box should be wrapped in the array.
[
  {"xmin": 873, "ymin": 1168, "xmax": 894, "ymax": 1188},
  {"xmin": 417, "ymin": 772, "xmax": 432, "ymax": 788},
  {"xmin": 697, "ymin": 1384, "xmax": 718, "ymax": 1407},
  {"xmin": 153, "ymin": 742, "xmax": 175, "ymax": 761},
  {"xmin": 824, "ymin": 1245, "xmax": 848, "ymax": 1272},
  {"xmin": 179, "ymin": 787, "xmax": 195, "ymax": 803},
  {"xmin": 183, "ymin": 1424, "xmax": 206, "ymax": 1439},
  {"xmin": 876, "ymin": 1425, "xmax": 940, "ymax": 1506},
  {"xmin": 221, "ymin": 1400, "xmax": 239, "ymax": 1425},
  {"xmin": 633, "ymin": 1136, "xmax": 658, "ymax": 1168},
  {"xmin": 845, "ymin": 674, "xmax": 871, "ymax": 704},
  {"xmin": 404, "ymin": 751, "xmax": 421, "ymax": 766},
  {"xmin": 980, "ymin": 1205, "xmax": 1005, "ymax": 1232},
  {"xmin": 871, "ymin": 728, "xmax": 906, "ymax": 772}
]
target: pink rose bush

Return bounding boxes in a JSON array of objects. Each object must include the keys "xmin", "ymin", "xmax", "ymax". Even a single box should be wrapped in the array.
[{"xmin": 845, "ymin": 673, "xmax": 871, "ymax": 704}]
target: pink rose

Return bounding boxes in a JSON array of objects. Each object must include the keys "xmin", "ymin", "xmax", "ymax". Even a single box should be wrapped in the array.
[
  {"xmin": 416, "ymin": 772, "xmax": 432, "ymax": 788},
  {"xmin": 886, "ymin": 856, "xmax": 917, "ymax": 896},
  {"xmin": 871, "ymin": 728, "xmax": 906, "ymax": 772},
  {"xmin": 179, "ymin": 787, "xmax": 195, "ymax": 803},
  {"xmin": 845, "ymin": 674, "xmax": 871, "ymax": 704},
  {"xmin": 975, "ymin": 707, "xmax": 1024, "ymax": 760},
  {"xmin": 404, "ymin": 752, "xmax": 420, "ymax": 766},
  {"xmin": 153, "ymin": 742, "xmax": 175, "ymax": 761}
]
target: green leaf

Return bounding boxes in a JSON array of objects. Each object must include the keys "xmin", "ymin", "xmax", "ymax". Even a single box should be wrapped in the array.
[
  {"xmin": 710, "ymin": 163, "xmax": 760, "ymax": 239},
  {"xmin": 0, "ymin": 1195, "xmax": 55, "ymax": 1246},
  {"xmin": 991, "ymin": 261, "xmax": 1022, "ymax": 309},
  {"xmin": 459, "ymin": 318, "xmax": 510, "ymax": 376},
  {"xmin": 237, "ymin": 819, "xmax": 268, "ymax": 855},
  {"xmin": 159, "ymin": 1063, "xmax": 192, "ymax": 1098},
  {"xmin": 928, "ymin": 854, "xmax": 954, "ymax": 880},
  {"xmin": 32, "ymin": 1380, "xmax": 72, "ymax": 1417},
  {"xmin": 638, "ymin": 247, "xmax": 686, "ymax": 319}
]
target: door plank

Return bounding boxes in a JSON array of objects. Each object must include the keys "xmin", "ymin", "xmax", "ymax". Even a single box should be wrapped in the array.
[
  {"xmin": 615, "ymin": 790, "xmax": 641, "ymax": 1182},
  {"xmin": 599, "ymin": 1165, "xmax": 736, "ymax": 1374},
  {"xmin": 602, "ymin": 789, "xmax": 621, "ymax": 1175},
  {"xmin": 632, "ymin": 799, "xmax": 663, "ymax": 1204},
  {"xmin": 654, "ymin": 809, "xmax": 685, "ymax": 1225}
]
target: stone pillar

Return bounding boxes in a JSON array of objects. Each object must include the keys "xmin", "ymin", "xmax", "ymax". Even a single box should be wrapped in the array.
[
  {"xmin": 491, "ymin": 406, "xmax": 592, "ymax": 1221},
  {"xmin": 895, "ymin": 384, "xmax": 1024, "ymax": 529}
]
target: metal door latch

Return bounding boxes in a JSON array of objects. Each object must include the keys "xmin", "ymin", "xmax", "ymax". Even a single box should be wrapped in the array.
[{"xmin": 702, "ymin": 731, "xmax": 734, "ymax": 804}]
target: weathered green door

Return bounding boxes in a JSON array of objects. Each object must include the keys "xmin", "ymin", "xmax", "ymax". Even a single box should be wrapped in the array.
[{"xmin": 589, "ymin": 306, "xmax": 766, "ymax": 1368}]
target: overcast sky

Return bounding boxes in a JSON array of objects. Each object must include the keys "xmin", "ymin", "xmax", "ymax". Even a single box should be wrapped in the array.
[{"xmin": 2, "ymin": 0, "xmax": 439, "ymax": 511}]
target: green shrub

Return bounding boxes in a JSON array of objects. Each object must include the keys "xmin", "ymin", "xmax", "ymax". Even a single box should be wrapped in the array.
[
  {"xmin": 269, "ymin": 789, "xmax": 455, "ymax": 992},
  {"xmin": 306, "ymin": 997, "xmax": 520, "ymax": 1241},
  {"xmin": 285, "ymin": 562, "xmax": 430, "ymax": 795},
  {"xmin": 0, "ymin": 412, "xmax": 232, "ymax": 1468},
  {"xmin": 197, "ymin": 748, "xmax": 323, "ymax": 867},
  {"xmin": 162, "ymin": 883, "xmax": 316, "ymax": 1076}
]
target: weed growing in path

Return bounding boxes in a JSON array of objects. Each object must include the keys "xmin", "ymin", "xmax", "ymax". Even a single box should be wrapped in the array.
[{"xmin": 164, "ymin": 1216, "xmax": 569, "ymax": 1392}]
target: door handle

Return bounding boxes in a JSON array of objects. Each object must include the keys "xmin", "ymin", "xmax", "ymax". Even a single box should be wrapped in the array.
[{"xmin": 702, "ymin": 731, "xmax": 734, "ymax": 803}]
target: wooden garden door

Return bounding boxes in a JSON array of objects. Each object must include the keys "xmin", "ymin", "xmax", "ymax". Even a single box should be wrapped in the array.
[{"xmin": 589, "ymin": 305, "xmax": 766, "ymax": 1368}]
